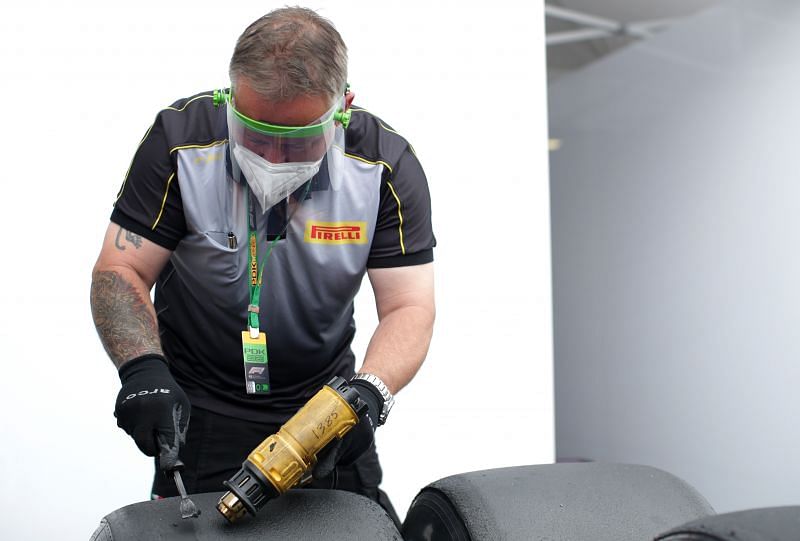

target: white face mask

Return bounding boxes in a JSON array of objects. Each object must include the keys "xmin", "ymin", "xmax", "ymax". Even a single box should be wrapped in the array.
[{"xmin": 232, "ymin": 145, "xmax": 322, "ymax": 212}]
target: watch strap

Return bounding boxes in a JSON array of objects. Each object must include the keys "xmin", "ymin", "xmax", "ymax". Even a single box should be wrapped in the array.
[{"xmin": 352, "ymin": 373, "xmax": 394, "ymax": 426}]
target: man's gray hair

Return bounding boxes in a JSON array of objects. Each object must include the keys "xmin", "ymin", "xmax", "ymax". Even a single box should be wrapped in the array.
[{"xmin": 229, "ymin": 7, "xmax": 348, "ymax": 103}]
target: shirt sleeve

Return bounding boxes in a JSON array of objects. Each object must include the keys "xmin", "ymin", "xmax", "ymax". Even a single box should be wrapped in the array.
[
  {"xmin": 110, "ymin": 111, "xmax": 186, "ymax": 250},
  {"xmin": 367, "ymin": 147, "xmax": 436, "ymax": 268}
]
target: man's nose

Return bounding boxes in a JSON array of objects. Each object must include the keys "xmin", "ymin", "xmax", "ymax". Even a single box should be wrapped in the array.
[{"xmin": 260, "ymin": 144, "xmax": 287, "ymax": 164}]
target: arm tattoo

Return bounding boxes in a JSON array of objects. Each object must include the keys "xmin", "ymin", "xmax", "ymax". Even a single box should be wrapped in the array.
[
  {"xmin": 114, "ymin": 227, "xmax": 143, "ymax": 251},
  {"xmin": 90, "ymin": 270, "xmax": 162, "ymax": 368}
]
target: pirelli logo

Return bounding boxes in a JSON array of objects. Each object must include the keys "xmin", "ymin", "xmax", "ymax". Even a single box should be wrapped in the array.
[{"xmin": 305, "ymin": 221, "xmax": 368, "ymax": 245}]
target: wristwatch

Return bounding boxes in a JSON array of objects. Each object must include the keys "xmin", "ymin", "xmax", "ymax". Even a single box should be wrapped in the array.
[{"xmin": 352, "ymin": 373, "xmax": 395, "ymax": 426}]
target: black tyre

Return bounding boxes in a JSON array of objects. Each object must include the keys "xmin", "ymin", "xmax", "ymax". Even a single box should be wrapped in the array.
[{"xmin": 402, "ymin": 463, "xmax": 713, "ymax": 541}]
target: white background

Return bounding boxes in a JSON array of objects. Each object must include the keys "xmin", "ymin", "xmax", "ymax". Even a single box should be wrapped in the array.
[{"xmin": 0, "ymin": 1, "xmax": 552, "ymax": 538}]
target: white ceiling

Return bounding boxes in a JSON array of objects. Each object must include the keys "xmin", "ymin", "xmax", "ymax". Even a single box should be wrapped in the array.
[{"xmin": 546, "ymin": 0, "xmax": 720, "ymax": 79}]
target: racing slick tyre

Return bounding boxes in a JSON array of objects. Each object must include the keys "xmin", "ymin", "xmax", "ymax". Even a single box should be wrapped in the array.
[
  {"xmin": 89, "ymin": 489, "xmax": 402, "ymax": 540},
  {"xmin": 401, "ymin": 463, "xmax": 713, "ymax": 541},
  {"xmin": 655, "ymin": 506, "xmax": 800, "ymax": 540}
]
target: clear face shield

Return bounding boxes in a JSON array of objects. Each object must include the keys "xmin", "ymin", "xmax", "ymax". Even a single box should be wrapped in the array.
[{"xmin": 215, "ymin": 89, "xmax": 350, "ymax": 212}]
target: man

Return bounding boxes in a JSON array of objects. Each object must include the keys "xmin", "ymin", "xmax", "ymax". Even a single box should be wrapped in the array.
[{"xmin": 90, "ymin": 7, "xmax": 435, "ymax": 523}]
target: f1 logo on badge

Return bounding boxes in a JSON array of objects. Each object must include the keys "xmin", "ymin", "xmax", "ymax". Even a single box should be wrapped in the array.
[{"xmin": 249, "ymin": 367, "xmax": 266, "ymax": 376}]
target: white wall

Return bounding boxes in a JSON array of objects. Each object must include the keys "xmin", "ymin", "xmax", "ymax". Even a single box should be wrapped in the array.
[
  {"xmin": 550, "ymin": 0, "xmax": 800, "ymax": 514},
  {"xmin": 0, "ymin": 1, "xmax": 552, "ymax": 538}
]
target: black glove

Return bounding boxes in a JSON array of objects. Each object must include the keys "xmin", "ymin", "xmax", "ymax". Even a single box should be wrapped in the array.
[
  {"xmin": 312, "ymin": 378, "xmax": 384, "ymax": 480},
  {"xmin": 114, "ymin": 355, "xmax": 190, "ymax": 472}
]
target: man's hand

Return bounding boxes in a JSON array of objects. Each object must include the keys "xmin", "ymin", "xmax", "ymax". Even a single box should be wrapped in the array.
[
  {"xmin": 312, "ymin": 378, "xmax": 385, "ymax": 479},
  {"xmin": 114, "ymin": 356, "xmax": 190, "ymax": 471}
]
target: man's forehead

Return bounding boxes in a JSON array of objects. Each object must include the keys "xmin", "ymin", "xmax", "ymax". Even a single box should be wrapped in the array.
[{"xmin": 233, "ymin": 81, "xmax": 333, "ymax": 127}]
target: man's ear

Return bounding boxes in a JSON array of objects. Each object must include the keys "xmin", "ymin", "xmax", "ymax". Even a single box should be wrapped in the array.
[{"xmin": 344, "ymin": 91, "xmax": 355, "ymax": 111}]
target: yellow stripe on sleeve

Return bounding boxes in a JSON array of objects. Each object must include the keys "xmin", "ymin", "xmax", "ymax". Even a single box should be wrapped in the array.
[
  {"xmin": 115, "ymin": 123, "xmax": 155, "ymax": 203},
  {"xmin": 386, "ymin": 181, "xmax": 405, "ymax": 255},
  {"xmin": 343, "ymin": 152, "xmax": 406, "ymax": 255},
  {"xmin": 151, "ymin": 172, "xmax": 175, "ymax": 230}
]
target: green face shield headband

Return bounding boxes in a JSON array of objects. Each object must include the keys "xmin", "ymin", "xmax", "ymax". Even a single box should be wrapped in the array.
[{"xmin": 214, "ymin": 89, "xmax": 351, "ymax": 163}]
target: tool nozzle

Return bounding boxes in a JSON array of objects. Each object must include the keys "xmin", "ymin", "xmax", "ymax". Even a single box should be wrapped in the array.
[{"xmin": 217, "ymin": 491, "xmax": 248, "ymax": 523}]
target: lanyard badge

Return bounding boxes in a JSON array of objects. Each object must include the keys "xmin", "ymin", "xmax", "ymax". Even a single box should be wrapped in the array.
[
  {"xmin": 242, "ymin": 330, "xmax": 269, "ymax": 394},
  {"xmin": 240, "ymin": 182, "xmax": 312, "ymax": 395},
  {"xmin": 243, "ymin": 190, "xmax": 271, "ymax": 395}
]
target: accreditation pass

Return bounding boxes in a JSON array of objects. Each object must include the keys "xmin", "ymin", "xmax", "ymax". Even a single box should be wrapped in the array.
[{"xmin": 241, "ymin": 331, "xmax": 270, "ymax": 394}]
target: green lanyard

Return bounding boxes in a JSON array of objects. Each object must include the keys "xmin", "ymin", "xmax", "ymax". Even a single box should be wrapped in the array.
[{"xmin": 245, "ymin": 183, "xmax": 312, "ymax": 336}]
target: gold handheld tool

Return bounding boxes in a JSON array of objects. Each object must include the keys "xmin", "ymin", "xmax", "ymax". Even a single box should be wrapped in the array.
[{"xmin": 216, "ymin": 376, "xmax": 367, "ymax": 522}]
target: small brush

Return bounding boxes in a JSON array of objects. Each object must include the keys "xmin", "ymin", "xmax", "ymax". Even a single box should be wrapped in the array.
[{"xmin": 173, "ymin": 469, "xmax": 201, "ymax": 519}]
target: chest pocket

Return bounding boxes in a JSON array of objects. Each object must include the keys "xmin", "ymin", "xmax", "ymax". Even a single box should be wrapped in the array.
[
  {"xmin": 171, "ymin": 229, "xmax": 245, "ymax": 308},
  {"xmin": 202, "ymin": 230, "xmax": 241, "ymax": 279}
]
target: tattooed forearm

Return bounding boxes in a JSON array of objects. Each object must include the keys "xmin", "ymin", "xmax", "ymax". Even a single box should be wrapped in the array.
[{"xmin": 90, "ymin": 270, "xmax": 162, "ymax": 368}]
